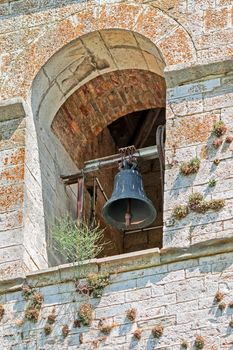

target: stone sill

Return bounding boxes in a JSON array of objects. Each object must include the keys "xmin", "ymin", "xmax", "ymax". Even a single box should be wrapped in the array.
[{"xmin": 1, "ymin": 236, "xmax": 233, "ymax": 294}]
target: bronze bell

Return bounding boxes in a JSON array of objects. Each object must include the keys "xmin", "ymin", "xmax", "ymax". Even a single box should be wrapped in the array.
[{"xmin": 102, "ymin": 161, "xmax": 156, "ymax": 230}]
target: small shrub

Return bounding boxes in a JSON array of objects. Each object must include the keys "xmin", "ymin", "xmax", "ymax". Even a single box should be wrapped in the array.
[
  {"xmin": 194, "ymin": 335, "xmax": 205, "ymax": 349},
  {"xmin": 208, "ymin": 179, "xmax": 217, "ymax": 187},
  {"xmin": 194, "ymin": 200, "xmax": 210, "ymax": 214},
  {"xmin": 213, "ymin": 121, "xmax": 227, "ymax": 137},
  {"xmin": 212, "ymin": 138, "xmax": 222, "ymax": 149},
  {"xmin": 226, "ymin": 135, "xmax": 233, "ymax": 143},
  {"xmin": 62, "ymin": 324, "xmax": 69, "ymax": 337},
  {"xmin": 228, "ymin": 301, "xmax": 233, "ymax": 308},
  {"xmin": 99, "ymin": 320, "xmax": 117, "ymax": 335},
  {"xmin": 215, "ymin": 291, "xmax": 224, "ymax": 302},
  {"xmin": 152, "ymin": 324, "xmax": 164, "ymax": 338},
  {"xmin": 78, "ymin": 303, "xmax": 93, "ymax": 326},
  {"xmin": 87, "ymin": 273, "xmax": 110, "ymax": 298},
  {"xmin": 25, "ymin": 307, "xmax": 40, "ymax": 322},
  {"xmin": 188, "ymin": 192, "xmax": 208, "ymax": 213},
  {"xmin": 180, "ymin": 158, "xmax": 200, "ymax": 176},
  {"xmin": 181, "ymin": 340, "xmax": 188, "ymax": 348},
  {"xmin": 44, "ymin": 324, "xmax": 52, "ymax": 335},
  {"xmin": 172, "ymin": 205, "xmax": 188, "ymax": 220},
  {"xmin": 0, "ymin": 305, "xmax": 4, "ymax": 321},
  {"xmin": 188, "ymin": 193, "xmax": 204, "ymax": 211},
  {"xmin": 32, "ymin": 292, "xmax": 44, "ymax": 306},
  {"xmin": 188, "ymin": 193, "xmax": 224, "ymax": 214},
  {"xmin": 126, "ymin": 308, "xmax": 137, "ymax": 322},
  {"xmin": 218, "ymin": 302, "xmax": 226, "ymax": 311},
  {"xmin": 22, "ymin": 284, "xmax": 32, "ymax": 300},
  {"xmin": 51, "ymin": 218, "xmax": 106, "ymax": 263},
  {"xmin": 24, "ymin": 289, "xmax": 43, "ymax": 323},
  {"xmin": 208, "ymin": 199, "xmax": 225, "ymax": 210},
  {"xmin": 47, "ymin": 313, "xmax": 56, "ymax": 324},
  {"xmin": 229, "ymin": 320, "xmax": 233, "ymax": 328},
  {"xmin": 213, "ymin": 158, "xmax": 220, "ymax": 165},
  {"xmin": 133, "ymin": 328, "xmax": 142, "ymax": 340}
]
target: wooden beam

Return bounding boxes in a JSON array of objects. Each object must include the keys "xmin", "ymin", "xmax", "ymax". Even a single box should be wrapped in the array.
[{"xmin": 133, "ymin": 109, "xmax": 161, "ymax": 149}]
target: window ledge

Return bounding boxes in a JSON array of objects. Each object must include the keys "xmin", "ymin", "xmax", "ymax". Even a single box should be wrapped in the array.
[{"xmin": 1, "ymin": 236, "xmax": 233, "ymax": 294}]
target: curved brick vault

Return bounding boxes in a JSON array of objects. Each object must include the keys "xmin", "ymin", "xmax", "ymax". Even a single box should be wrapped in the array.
[
  {"xmin": 52, "ymin": 69, "xmax": 166, "ymax": 166},
  {"xmin": 31, "ymin": 28, "xmax": 166, "ymax": 131}
]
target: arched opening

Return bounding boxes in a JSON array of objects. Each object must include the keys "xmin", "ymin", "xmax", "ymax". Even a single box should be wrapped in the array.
[{"xmin": 30, "ymin": 29, "xmax": 166, "ymax": 265}]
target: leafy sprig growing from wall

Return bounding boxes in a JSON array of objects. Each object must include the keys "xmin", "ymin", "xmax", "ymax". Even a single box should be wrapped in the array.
[
  {"xmin": 75, "ymin": 272, "xmax": 110, "ymax": 298},
  {"xmin": 180, "ymin": 157, "xmax": 200, "ymax": 176},
  {"xmin": 24, "ymin": 291, "xmax": 44, "ymax": 322},
  {"xmin": 51, "ymin": 217, "xmax": 106, "ymax": 263},
  {"xmin": 212, "ymin": 121, "xmax": 227, "ymax": 137}
]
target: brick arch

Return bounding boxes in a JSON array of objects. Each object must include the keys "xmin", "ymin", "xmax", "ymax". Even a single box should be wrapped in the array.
[
  {"xmin": 52, "ymin": 69, "xmax": 166, "ymax": 166},
  {"xmin": 32, "ymin": 28, "xmax": 167, "ymax": 134}
]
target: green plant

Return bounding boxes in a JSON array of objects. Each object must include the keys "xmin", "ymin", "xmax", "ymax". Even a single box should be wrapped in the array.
[
  {"xmin": 181, "ymin": 340, "xmax": 188, "ymax": 348},
  {"xmin": 208, "ymin": 199, "xmax": 225, "ymax": 210},
  {"xmin": 208, "ymin": 179, "xmax": 217, "ymax": 187},
  {"xmin": 24, "ymin": 290, "xmax": 44, "ymax": 322},
  {"xmin": 194, "ymin": 335, "xmax": 205, "ymax": 349},
  {"xmin": 32, "ymin": 292, "xmax": 43, "ymax": 306},
  {"xmin": 213, "ymin": 121, "xmax": 227, "ymax": 137},
  {"xmin": 0, "ymin": 304, "xmax": 4, "ymax": 321},
  {"xmin": 188, "ymin": 193, "xmax": 209, "ymax": 213},
  {"xmin": 228, "ymin": 301, "xmax": 233, "ymax": 308},
  {"xmin": 78, "ymin": 303, "xmax": 93, "ymax": 326},
  {"xmin": 134, "ymin": 328, "xmax": 142, "ymax": 340},
  {"xmin": 188, "ymin": 193, "xmax": 204, "ymax": 211},
  {"xmin": 188, "ymin": 193, "xmax": 224, "ymax": 213},
  {"xmin": 22, "ymin": 284, "xmax": 33, "ymax": 300},
  {"xmin": 87, "ymin": 273, "xmax": 110, "ymax": 298},
  {"xmin": 99, "ymin": 320, "xmax": 117, "ymax": 334},
  {"xmin": 212, "ymin": 138, "xmax": 222, "ymax": 149},
  {"xmin": 172, "ymin": 204, "xmax": 189, "ymax": 220},
  {"xmin": 126, "ymin": 308, "xmax": 137, "ymax": 322},
  {"xmin": 218, "ymin": 302, "xmax": 226, "ymax": 311},
  {"xmin": 152, "ymin": 324, "xmax": 164, "ymax": 338},
  {"xmin": 193, "ymin": 200, "xmax": 209, "ymax": 213},
  {"xmin": 44, "ymin": 324, "xmax": 52, "ymax": 335},
  {"xmin": 25, "ymin": 307, "xmax": 40, "ymax": 322},
  {"xmin": 215, "ymin": 291, "xmax": 224, "ymax": 302},
  {"xmin": 180, "ymin": 158, "xmax": 200, "ymax": 176},
  {"xmin": 62, "ymin": 324, "xmax": 69, "ymax": 337},
  {"xmin": 51, "ymin": 217, "xmax": 106, "ymax": 263}
]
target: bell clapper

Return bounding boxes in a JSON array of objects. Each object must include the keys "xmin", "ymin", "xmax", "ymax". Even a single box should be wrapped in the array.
[{"xmin": 125, "ymin": 199, "xmax": 132, "ymax": 227}]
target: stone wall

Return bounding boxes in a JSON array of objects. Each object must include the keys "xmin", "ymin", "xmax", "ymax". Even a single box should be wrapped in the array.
[
  {"xmin": 164, "ymin": 71, "xmax": 233, "ymax": 248},
  {"xmin": 1, "ymin": 244, "xmax": 233, "ymax": 349},
  {"xmin": 0, "ymin": 101, "xmax": 27, "ymax": 275}
]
